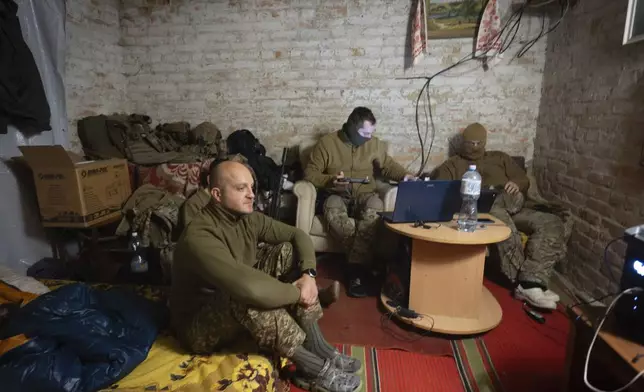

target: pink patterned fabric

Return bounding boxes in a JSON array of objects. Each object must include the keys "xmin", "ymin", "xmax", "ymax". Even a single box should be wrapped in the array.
[
  {"xmin": 411, "ymin": 0, "xmax": 427, "ymax": 66},
  {"xmin": 475, "ymin": 0, "xmax": 502, "ymax": 57},
  {"xmin": 128, "ymin": 159, "xmax": 215, "ymax": 197}
]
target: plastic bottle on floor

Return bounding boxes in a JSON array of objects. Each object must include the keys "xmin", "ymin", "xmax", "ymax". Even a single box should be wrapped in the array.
[
  {"xmin": 129, "ymin": 231, "xmax": 148, "ymax": 273},
  {"xmin": 457, "ymin": 164, "xmax": 481, "ymax": 232}
]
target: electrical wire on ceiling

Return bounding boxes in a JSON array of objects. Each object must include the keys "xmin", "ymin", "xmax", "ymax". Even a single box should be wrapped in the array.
[{"xmin": 406, "ymin": 0, "xmax": 571, "ymax": 177}]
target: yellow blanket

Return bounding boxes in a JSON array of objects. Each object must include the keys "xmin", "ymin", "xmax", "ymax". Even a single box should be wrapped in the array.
[
  {"xmin": 4, "ymin": 279, "xmax": 289, "ymax": 392},
  {"xmin": 103, "ymin": 332, "xmax": 283, "ymax": 392}
]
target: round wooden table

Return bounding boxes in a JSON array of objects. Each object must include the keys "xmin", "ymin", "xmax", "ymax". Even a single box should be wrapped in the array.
[{"xmin": 382, "ymin": 214, "xmax": 511, "ymax": 335}]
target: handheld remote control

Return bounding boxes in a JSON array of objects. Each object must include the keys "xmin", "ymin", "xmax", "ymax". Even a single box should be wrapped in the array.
[
  {"xmin": 337, "ymin": 177, "xmax": 370, "ymax": 184},
  {"xmin": 523, "ymin": 305, "xmax": 546, "ymax": 324}
]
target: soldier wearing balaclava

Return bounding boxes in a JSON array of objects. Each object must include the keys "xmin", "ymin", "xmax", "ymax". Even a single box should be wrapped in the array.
[
  {"xmin": 304, "ymin": 107, "xmax": 415, "ymax": 298},
  {"xmin": 434, "ymin": 122, "xmax": 528, "ymax": 193},
  {"xmin": 432, "ymin": 123, "xmax": 567, "ymax": 311}
]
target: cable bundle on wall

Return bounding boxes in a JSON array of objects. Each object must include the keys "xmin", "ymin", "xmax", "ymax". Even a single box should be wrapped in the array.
[{"xmin": 408, "ymin": 0, "xmax": 572, "ymax": 177}]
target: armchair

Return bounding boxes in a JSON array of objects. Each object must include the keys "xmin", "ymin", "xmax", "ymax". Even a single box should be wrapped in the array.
[{"xmin": 292, "ymin": 140, "xmax": 398, "ymax": 253}]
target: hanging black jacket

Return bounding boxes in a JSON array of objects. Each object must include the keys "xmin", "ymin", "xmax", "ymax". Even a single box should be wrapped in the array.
[{"xmin": 0, "ymin": 0, "xmax": 51, "ymax": 135}]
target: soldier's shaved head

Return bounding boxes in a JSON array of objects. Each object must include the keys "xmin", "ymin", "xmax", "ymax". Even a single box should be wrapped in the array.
[
  {"xmin": 210, "ymin": 160, "xmax": 244, "ymax": 187},
  {"xmin": 210, "ymin": 160, "xmax": 255, "ymax": 215}
]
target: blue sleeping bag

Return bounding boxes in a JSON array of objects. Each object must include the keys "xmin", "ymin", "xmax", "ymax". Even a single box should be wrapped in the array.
[{"xmin": 0, "ymin": 283, "xmax": 168, "ymax": 392}]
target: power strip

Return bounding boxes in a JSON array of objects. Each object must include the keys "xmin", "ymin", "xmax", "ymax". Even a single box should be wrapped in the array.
[{"xmin": 386, "ymin": 300, "xmax": 420, "ymax": 319}]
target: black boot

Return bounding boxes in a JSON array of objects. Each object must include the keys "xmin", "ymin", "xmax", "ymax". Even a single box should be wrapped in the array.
[
  {"xmin": 347, "ymin": 266, "xmax": 368, "ymax": 298},
  {"xmin": 318, "ymin": 280, "xmax": 341, "ymax": 308}
]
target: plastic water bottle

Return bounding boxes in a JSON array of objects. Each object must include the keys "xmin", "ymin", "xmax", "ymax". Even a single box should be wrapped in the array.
[
  {"xmin": 129, "ymin": 232, "xmax": 148, "ymax": 273},
  {"xmin": 457, "ymin": 165, "xmax": 482, "ymax": 232}
]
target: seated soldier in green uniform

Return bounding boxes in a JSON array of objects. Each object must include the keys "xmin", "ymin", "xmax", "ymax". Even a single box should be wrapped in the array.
[
  {"xmin": 175, "ymin": 157, "xmax": 341, "ymax": 307},
  {"xmin": 304, "ymin": 107, "xmax": 416, "ymax": 297},
  {"xmin": 432, "ymin": 123, "xmax": 566, "ymax": 310},
  {"xmin": 171, "ymin": 160, "xmax": 361, "ymax": 392}
]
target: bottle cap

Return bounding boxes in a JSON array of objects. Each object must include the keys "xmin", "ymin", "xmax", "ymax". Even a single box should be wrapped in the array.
[{"xmin": 469, "ymin": 164, "xmax": 476, "ymax": 171}]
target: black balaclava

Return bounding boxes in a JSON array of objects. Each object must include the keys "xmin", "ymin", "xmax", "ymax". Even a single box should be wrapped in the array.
[
  {"xmin": 342, "ymin": 122, "xmax": 368, "ymax": 147},
  {"xmin": 461, "ymin": 122, "xmax": 487, "ymax": 160},
  {"xmin": 341, "ymin": 107, "xmax": 376, "ymax": 147}
]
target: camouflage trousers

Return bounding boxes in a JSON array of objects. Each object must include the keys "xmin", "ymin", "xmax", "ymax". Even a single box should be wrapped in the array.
[
  {"xmin": 179, "ymin": 242, "xmax": 323, "ymax": 358},
  {"xmin": 490, "ymin": 193, "xmax": 567, "ymax": 285},
  {"xmin": 323, "ymin": 193, "xmax": 384, "ymax": 266}
]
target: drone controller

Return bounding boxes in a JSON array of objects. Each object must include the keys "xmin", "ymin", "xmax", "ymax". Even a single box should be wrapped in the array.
[{"xmin": 337, "ymin": 177, "xmax": 370, "ymax": 184}]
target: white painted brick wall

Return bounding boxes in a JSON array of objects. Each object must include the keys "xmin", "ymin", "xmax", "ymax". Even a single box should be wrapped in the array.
[
  {"xmin": 66, "ymin": 0, "xmax": 547, "ymax": 174},
  {"xmin": 65, "ymin": 0, "xmax": 126, "ymax": 152},
  {"xmin": 534, "ymin": 0, "xmax": 644, "ymax": 297}
]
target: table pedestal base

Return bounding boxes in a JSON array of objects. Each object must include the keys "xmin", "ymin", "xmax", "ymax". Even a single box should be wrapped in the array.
[
  {"xmin": 381, "ymin": 238, "xmax": 503, "ymax": 335},
  {"xmin": 381, "ymin": 287, "xmax": 502, "ymax": 334}
]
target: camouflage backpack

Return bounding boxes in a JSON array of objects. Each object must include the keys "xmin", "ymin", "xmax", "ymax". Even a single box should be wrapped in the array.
[
  {"xmin": 102, "ymin": 114, "xmax": 181, "ymax": 165},
  {"xmin": 191, "ymin": 122, "xmax": 224, "ymax": 157}
]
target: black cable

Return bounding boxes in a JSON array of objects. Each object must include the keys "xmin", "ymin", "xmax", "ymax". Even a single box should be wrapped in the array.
[
  {"xmin": 380, "ymin": 307, "xmax": 435, "ymax": 342},
  {"xmin": 514, "ymin": 10, "xmax": 546, "ymax": 59},
  {"xmin": 554, "ymin": 233, "xmax": 634, "ymax": 320},
  {"xmin": 566, "ymin": 292, "xmax": 618, "ymax": 315},
  {"xmin": 411, "ymin": 2, "xmax": 530, "ymax": 175},
  {"xmin": 603, "ymin": 235, "xmax": 628, "ymax": 285},
  {"xmin": 515, "ymin": 0, "xmax": 570, "ymax": 59},
  {"xmin": 409, "ymin": 0, "xmax": 570, "ymax": 176}
]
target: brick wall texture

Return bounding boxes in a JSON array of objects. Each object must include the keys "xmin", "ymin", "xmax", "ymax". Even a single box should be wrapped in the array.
[
  {"xmin": 534, "ymin": 0, "xmax": 644, "ymax": 297},
  {"xmin": 65, "ymin": 0, "xmax": 127, "ymax": 151},
  {"xmin": 65, "ymin": 0, "xmax": 547, "ymax": 171}
]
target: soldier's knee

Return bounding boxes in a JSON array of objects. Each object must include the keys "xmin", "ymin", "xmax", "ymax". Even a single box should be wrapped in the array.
[
  {"xmin": 245, "ymin": 307, "xmax": 294, "ymax": 329},
  {"xmin": 491, "ymin": 208, "xmax": 513, "ymax": 225},
  {"xmin": 361, "ymin": 208, "xmax": 381, "ymax": 223},
  {"xmin": 535, "ymin": 214, "xmax": 565, "ymax": 236},
  {"xmin": 276, "ymin": 242, "xmax": 294, "ymax": 254},
  {"xmin": 365, "ymin": 194, "xmax": 384, "ymax": 211},
  {"xmin": 324, "ymin": 195, "xmax": 346, "ymax": 211}
]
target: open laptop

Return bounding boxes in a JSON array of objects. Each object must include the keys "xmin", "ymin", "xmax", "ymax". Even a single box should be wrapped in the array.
[
  {"xmin": 378, "ymin": 180, "xmax": 499, "ymax": 223},
  {"xmin": 478, "ymin": 187, "xmax": 501, "ymax": 213}
]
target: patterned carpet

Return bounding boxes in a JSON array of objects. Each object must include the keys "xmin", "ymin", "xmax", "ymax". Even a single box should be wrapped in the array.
[
  {"xmin": 458, "ymin": 281, "xmax": 570, "ymax": 392},
  {"xmin": 294, "ymin": 280, "xmax": 570, "ymax": 392},
  {"xmin": 35, "ymin": 277, "xmax": 569, "ymax": 392},
  {"xmin": 290, "ymin": 345, "xmax": 462, "ymax": 392}
]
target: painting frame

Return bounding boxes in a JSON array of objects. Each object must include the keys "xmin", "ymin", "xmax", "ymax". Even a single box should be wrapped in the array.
[
  {"xmin": 426, "ymin": 0, "xmax": 487, "ymax": 40},
  {"xmin": 624, "ymin": 0, "xmax": 644, "ymax": 45}
]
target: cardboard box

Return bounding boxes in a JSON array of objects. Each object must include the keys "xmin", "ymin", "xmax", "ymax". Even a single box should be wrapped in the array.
[{"xmin": 19, "ymin": 145, "xmax": 132, "ymax": 228}]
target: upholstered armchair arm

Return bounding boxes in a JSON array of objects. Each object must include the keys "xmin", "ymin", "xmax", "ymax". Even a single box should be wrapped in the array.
[
  {"xmin": 293, "ymin": 180, "xmax": 317, "ymax": 233},
  {"xmin": 375, "ymin": 180, "xmax": 397, "ymax": 211}
]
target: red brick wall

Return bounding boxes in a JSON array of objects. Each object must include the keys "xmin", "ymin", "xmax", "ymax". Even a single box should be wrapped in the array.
[{"xmin": 534, "ymin": 0, "xmax": 644, "ymax": 297}]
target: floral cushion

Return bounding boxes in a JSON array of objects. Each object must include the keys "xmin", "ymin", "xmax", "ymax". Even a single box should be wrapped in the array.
[{"xmin": 128, "ymin": 160, "xmax": 215, "ymax": 197}]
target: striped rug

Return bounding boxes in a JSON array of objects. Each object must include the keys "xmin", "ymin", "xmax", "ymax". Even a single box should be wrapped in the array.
[
  {"xmin": 453, "ymin": 281, "xmax": 570, "ymax": 392},
  {"xmin": 452, "ymin": 338, "xmax": 504, "ymax": 392},
  {"xmin": 290, "ymin": 344, "xmax": 463, "ymax": 392},
  {"xmin": 291, "ymin": 282, "xmax": 569, "ymax": 392}
]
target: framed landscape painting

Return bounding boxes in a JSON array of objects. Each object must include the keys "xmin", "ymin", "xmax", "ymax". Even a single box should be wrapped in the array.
[{"xmin": 426, "ymin": 0, "xmax": 486, "ymax": 39}]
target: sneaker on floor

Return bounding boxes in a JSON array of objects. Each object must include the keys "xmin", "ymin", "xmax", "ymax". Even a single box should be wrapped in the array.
[
  {"xmin": 347, "ymin": 277, "xmax": 368, "ymax": 298},
  {"xmin": 293, "ymin": 360, "xmax": 361, "ymax": 392},
  {"xmin": 330, "ymin": 351, "xmax": 363, "ymax": 374},
  {"xmin": 543, "ymin": 289, "xmax": 560, "ymax": 303},
  {"xmin": 514, "ymin": 285, "xmax": 557, "ymax": 310}
]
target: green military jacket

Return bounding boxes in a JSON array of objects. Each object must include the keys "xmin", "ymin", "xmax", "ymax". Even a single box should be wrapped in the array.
[
  {"xmin": 171, "ymin": 201, "xmax": 316, "ymax": 322},
  {"xmin": 432, "ymin": 151, "xmax": 530, "ymax": 193},
  {"xmin": 304, "ymin": 130, "xmax": 408, "ymax": 197}
]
